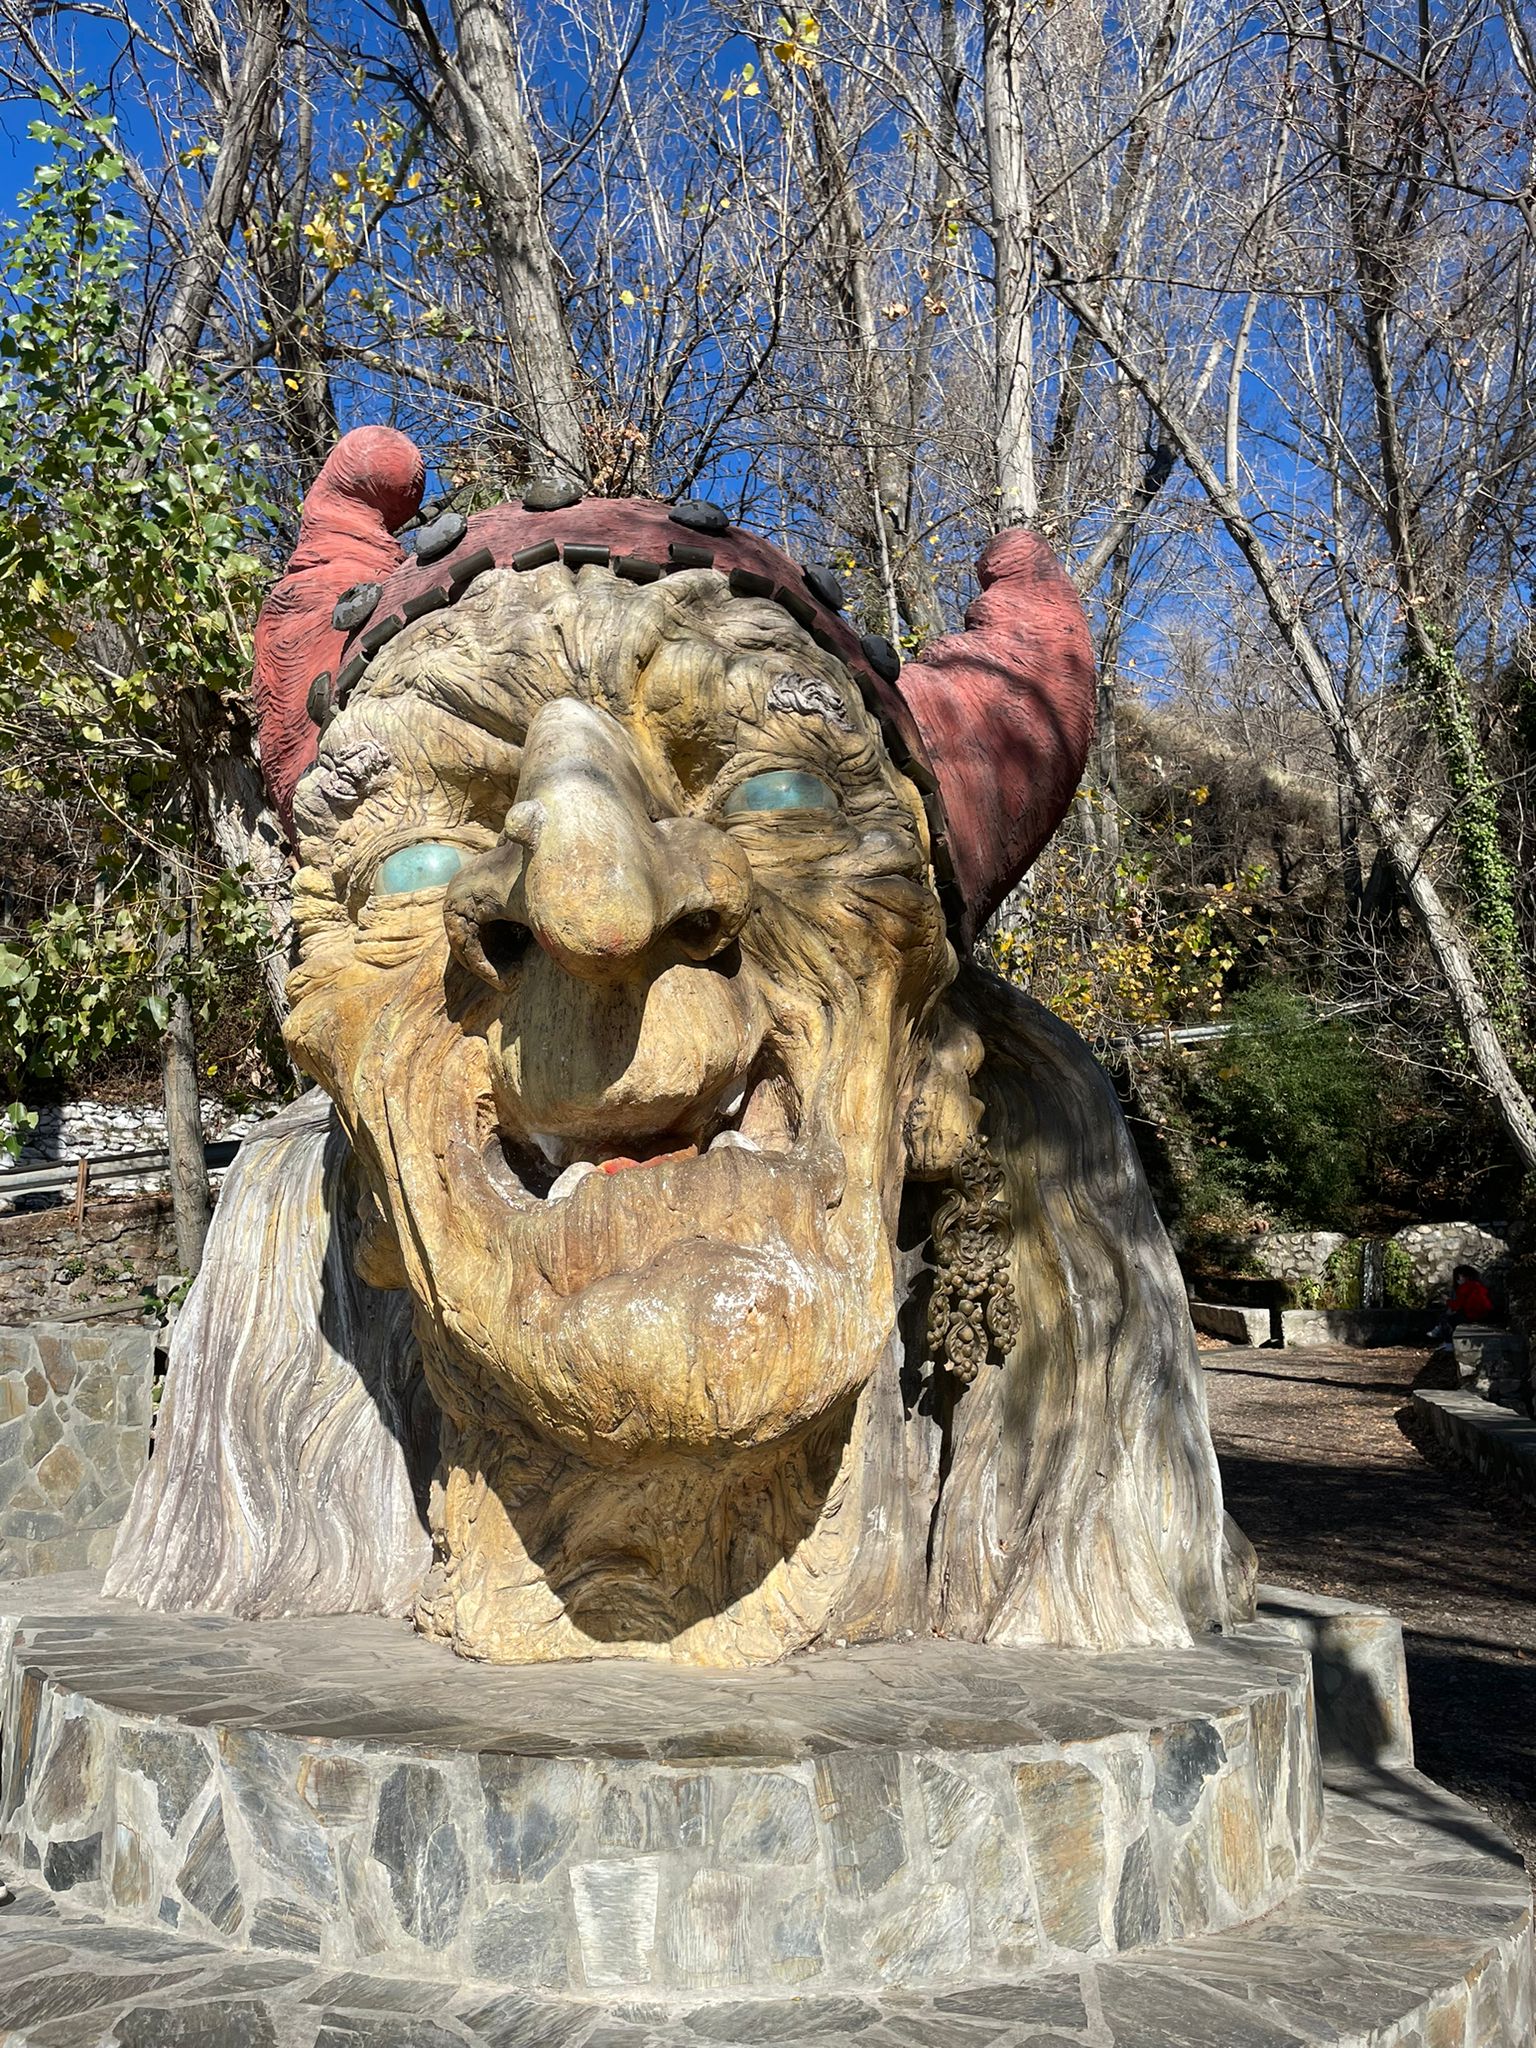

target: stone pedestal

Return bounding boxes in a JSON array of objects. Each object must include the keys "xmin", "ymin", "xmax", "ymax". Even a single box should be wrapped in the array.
[
  {"xmin": 0, "ymin": 1575, "xmax": 1527, "ymax": 2046},
  {"xmin": 0, "ymin": 1329, "xmax": 156, "ymax": 1579}
]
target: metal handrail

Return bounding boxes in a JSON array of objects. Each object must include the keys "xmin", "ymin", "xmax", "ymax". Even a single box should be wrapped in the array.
[{"xmin": 0, "ymin": 1138, "xmax": 243, "ymax": 1199}]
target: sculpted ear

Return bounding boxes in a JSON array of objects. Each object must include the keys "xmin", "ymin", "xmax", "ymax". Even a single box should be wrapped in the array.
[{"xmin": 905, "ymin": 1006, "xmax": 985, "ymax": 1180}]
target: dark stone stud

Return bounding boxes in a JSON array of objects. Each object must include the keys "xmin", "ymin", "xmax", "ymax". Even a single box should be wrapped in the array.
[
  {"xmin": 403, "ymin": 584, "xmax": 450, "ymax": 623},
  {"xmin": 512, "ymin": 540, "xmax": 560, "ymax": 572},
  {"xmin": 361, "ymin": 613, "xmax": 405, "ymax": 657},
  {"xmin": 669, "ymin": 498, "xmax": 729, "ymax": 535},
  {"xmin": 332, "ymin": 582, "xmax": 382, "ymax": 634},
  {"xmin": 776, "ymin": 585, "xmax": 816, "ymax": 630},
  {"xmin": 729, "ymin": 568, "xmax": 774, "ymax": 600},
  {"xmin": 306, "ymin": 672, "xmax": 333, "ymax": 726},
  {"xmin": 523, "ymin": 478, "xmax": 584, "ymax": 512},
  {"xmin": 809, "ymin": 618, "xmax": 843, "ymax": 654},
  {"xmin": 615, "ymin": 555, "xmax": 662, "ymax": 583},
  {"xmin": 337, "ymin": 655, "xmax": 367, "ymax": 701},
  {"xmin": 861, "ymin": 633, "xmax": 901, "ymax": 682},
  {"xmin": 562, "ymin": 543, "xmax": 611, "ymax": 570},
  {"xmin": 667, "ymin": 542, "xmax": 715, "ymax": 570},
  {"xmin": 414, "ymin": 510, "xmax": 468, "ymax": 564},
  {"xmin": 449, "ymin": 547, "xmax": 498, "ymax": 589},
  {"xmin": 804, "ymin": 564, "xmax": 845, "ymax": 611}
]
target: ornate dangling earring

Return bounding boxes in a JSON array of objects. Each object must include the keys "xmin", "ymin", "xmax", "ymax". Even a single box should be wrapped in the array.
[{"xmin": 926, "ymin": 1136, "xmax": 1021, "ymax": 1384}]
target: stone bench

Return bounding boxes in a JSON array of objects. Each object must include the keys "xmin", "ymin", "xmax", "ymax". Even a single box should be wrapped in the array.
[
  {"xmin": 1414, "ymin": 1387, "xmax": 1536, "ymax": 1501},
  {"xmin": 1188, "ymin": 1300, "xmax": 1272, "ymax": 1346},
  {"xmin": 1451, "ymin": 1324, "xmax": 1530, "ymax": 1410}
]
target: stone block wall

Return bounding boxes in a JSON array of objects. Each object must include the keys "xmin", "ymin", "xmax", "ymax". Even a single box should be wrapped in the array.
[
  {"xmin": 0, "ymin": 1326, "xmax": 155, "ymax": 1578},
  {"xmin": 7, "ymin": 1099, "xmax": 276, "ymax": 1201},
  {"xmin": 1198, "ymin": 1222, "xmax": 1508, "ymax": 1308},
  {"xmin": 1389, "ymin": 1223, "xmax": 1509, "ymax": 1303},
  {"xmin": 0, "ymin": 1198, "xmax": 177, "ymax": 1326},
  {"xmin": 1201, "ymin": 1231, "xmax": 1343, "ymax": 1287}
]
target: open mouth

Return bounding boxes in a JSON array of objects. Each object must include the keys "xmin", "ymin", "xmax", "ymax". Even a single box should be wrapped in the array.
[{"xmin": 479, "ymin": 1062, "xmax": 802, "ymax": 1206}]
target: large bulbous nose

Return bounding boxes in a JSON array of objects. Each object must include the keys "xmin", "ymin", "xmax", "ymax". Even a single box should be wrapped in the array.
[{"xmin": 444, "ymin": 699, "xmax": 751, "ymax": 988}]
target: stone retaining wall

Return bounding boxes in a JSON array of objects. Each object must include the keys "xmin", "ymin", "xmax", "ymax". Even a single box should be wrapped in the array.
[
  {"xmin": 1208, "ymin": 1232, "xmax": 1345, "ymax": 1287},
  {"xmin": 1189, "ymin": 1302, "xmax": 1271, "ymax": 1346},
  {"xmin": 0, "ymin": 1198, "xmax": 177, "ymax": 1326},
  {"xmin": 5, "ymin": 1098, "xmax": 278, "ymax": 1204},
  {"xmin": 1391, "ymin": 1222, "xmax": 1509, "ymax": 1301},
  {"xmin": 1200, "ymin": 1222, "xmax": 1509, "ymax": 1307},
  {"xmin": 0, "ymin": 1326, "xmax": 156, "ymax": 1577},
  {"xmin": 1279, "ymin": 1308, "xmax": 1428, "ymax": 1348}
]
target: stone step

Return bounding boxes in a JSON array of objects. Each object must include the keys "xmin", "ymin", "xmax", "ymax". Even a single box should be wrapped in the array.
[
  {"xmin": 1415, "ymin": 1387, "xmax": 1536, "ymax": 1498},
  {"xmin": 0, "ymin": 1767, "xmax": 1526, "ymax": 2046},
  {"xmin": 0, "ymin": 1584, "xmax": 1323, "ymax": 1997}
]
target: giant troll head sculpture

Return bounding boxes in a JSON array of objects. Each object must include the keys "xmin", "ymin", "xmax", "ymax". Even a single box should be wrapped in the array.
[{"xmin": 106, "ymin": 430, "xmax": 1254, "ymax": 1664}]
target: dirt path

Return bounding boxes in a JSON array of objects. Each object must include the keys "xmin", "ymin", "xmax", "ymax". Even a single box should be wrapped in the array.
[{"xmin": 1203, "ymin": 1341, "xmax": 1536, "ymax": 1874}]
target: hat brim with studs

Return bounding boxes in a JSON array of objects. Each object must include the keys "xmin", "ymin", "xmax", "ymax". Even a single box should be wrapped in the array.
[{"xmin": 254, "ymin": 428, "xmax": 1095, "ymax": 950}]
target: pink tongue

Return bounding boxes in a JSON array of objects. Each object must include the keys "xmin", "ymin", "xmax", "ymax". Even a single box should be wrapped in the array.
[{"xmin": 598, "ymin": 1144, "xmax": 699, "ymax": 1176}]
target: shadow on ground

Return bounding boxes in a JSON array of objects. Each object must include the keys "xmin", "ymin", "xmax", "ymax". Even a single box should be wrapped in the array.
[{"xmin": 1206, "ymin": 1342, "xmax": 1536, "ymax": 1874}]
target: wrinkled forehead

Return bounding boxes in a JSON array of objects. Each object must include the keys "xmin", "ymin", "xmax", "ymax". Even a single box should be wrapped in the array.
[{"xmin": 293, "ymin": 563, "xmax": 906, "ymax": 846}]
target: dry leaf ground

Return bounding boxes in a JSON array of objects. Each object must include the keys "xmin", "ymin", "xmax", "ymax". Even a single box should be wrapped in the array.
[{"xmin": 1204, "ymin": 1340, "xmax": 1536, "ymax": 1875}]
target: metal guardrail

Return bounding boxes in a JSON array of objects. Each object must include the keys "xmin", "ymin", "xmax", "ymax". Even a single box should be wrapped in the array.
[{"xmin": 0, "ymin": 1138, "xmax": 242, "ymax": 1201}]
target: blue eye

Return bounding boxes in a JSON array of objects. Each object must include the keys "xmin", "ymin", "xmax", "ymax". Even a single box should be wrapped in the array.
[
  {"xmin": 375, "ymin": 841, "xmax": 465, "ymax": 895},
  {"xmin": 723, "ymin": 770, "xmax": 838, "ymax": 817}
]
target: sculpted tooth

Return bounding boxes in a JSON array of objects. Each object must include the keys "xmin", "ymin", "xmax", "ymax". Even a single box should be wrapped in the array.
[
  {"xmin": 529, "ymin": 1130, "xmax": 564, "ymax": 1166},
  {"xmin": 547, "ymin": 1160, "xmax": 598, "ymax": 1201},
  {"xmin": 709, "ymin": 1129, "xmax": 759, "ymax": 1154},
  {"xmin": 719, "ymin": 1082, "xmax": 749, "ymax": 1122}
]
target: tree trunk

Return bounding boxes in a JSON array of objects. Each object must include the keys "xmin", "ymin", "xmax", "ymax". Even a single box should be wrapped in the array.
[
  {"xmin": 983, "ymin": 0, "xmax": 1037, "ymax": 526},
  {"xmin": 432, "ymin": 0, "xmax": 588, "ymax": 483},
  {"xmin": 198, "ymin": 750, "xmax": 296, "ymax": 1023},
  {"xmin": 132, "ymin": 0, "xmax": 300, "ymax": 1034},
  {"xmin": 1094, "ymin": 531, "xmax": 1134, "ymax": 865},
  {"xmin": 1317, "ymin": 12, "xmax": 1526, "ymax": 1026},
  {"xmin": 753, "ymin": 43, "xmax": 939, "ymax": 641},
  {"xmin": 146, "ymin": 0, "xmax": 287, "ymax": 384},
  {"xmin": 157, "ymin": 856, "xmax": 212, "ymax": 1276},
  {"xmin": 1034, "ymin": 0, "xmax": 1188, "ymax": 540}
]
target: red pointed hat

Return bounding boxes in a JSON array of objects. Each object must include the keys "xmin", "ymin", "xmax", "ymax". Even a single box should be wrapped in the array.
[{"xmin": 254, "ymin": 428, "xmax": 1095, "ymax": 948}]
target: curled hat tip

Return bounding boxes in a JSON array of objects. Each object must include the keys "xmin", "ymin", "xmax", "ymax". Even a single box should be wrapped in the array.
[
  {"xmin": 308, "ymin": 426, "xmax": 425, "ymax": 534},
  {"xmin": 974, "ymin": 522, "xmax": 1076, "ymax": 589}
]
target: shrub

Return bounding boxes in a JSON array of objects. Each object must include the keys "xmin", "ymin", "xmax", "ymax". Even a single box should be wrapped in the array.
[{"xmin": 1180, "ymin": 986, "xmax": 1388, "ymax": 1232}]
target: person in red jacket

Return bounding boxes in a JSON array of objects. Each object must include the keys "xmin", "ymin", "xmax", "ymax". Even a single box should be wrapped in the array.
[{"xmin": 1431, "ymin": 1264, "xmax": 1495, "ymax": 1343}]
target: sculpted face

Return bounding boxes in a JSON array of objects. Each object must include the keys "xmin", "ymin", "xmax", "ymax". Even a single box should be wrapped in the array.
[
  {"xmin": 112, "ymin": 452, "xmax": 1243, "ymax": 1668},
  {"xmin": 286, "ymin": 561, "xmax": 958, "ymax": 1538}
]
